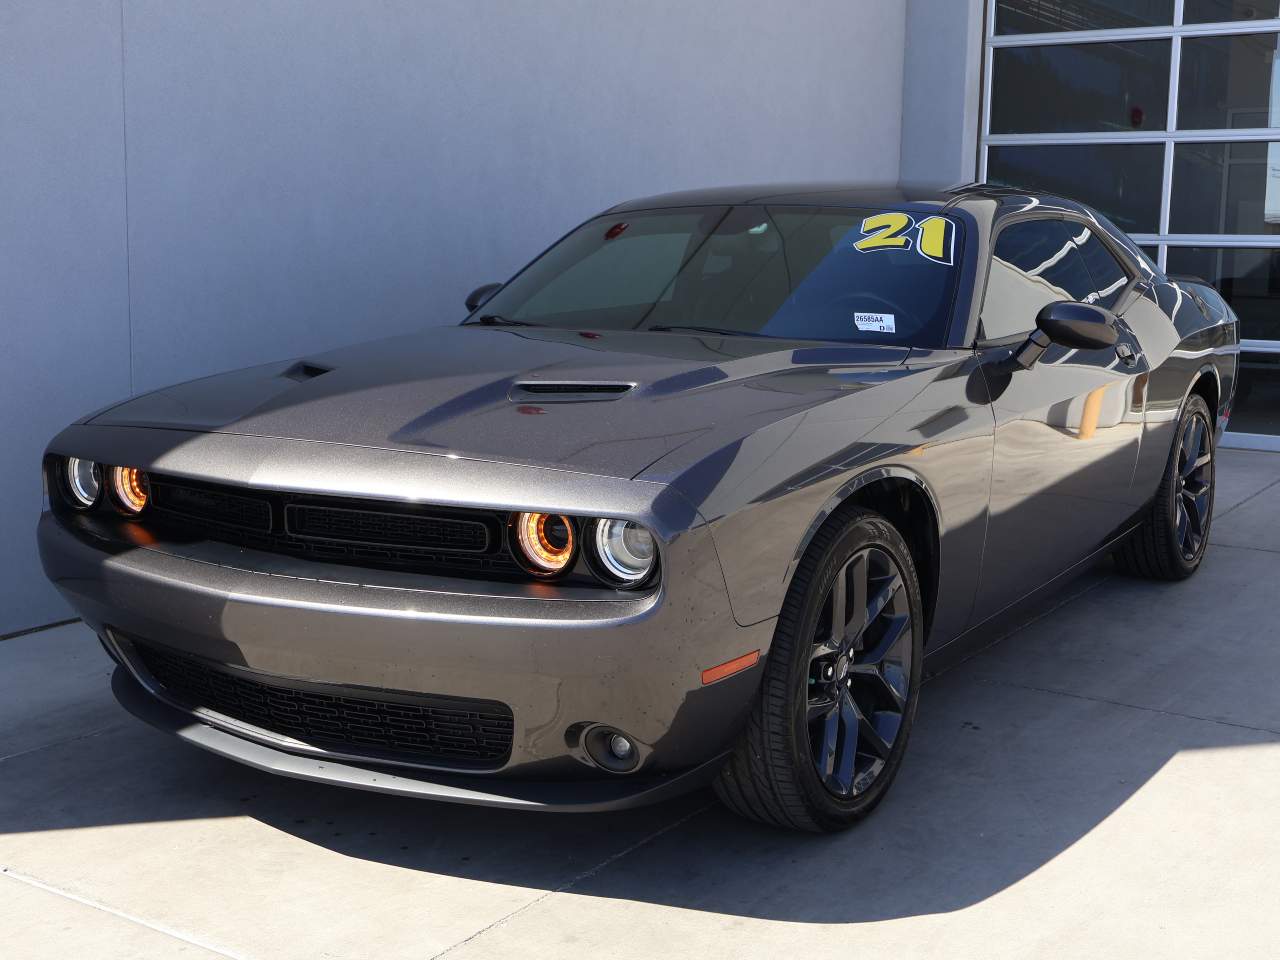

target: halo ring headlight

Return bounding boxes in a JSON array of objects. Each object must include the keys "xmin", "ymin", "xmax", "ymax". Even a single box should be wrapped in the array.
[
  {"xmin": 63, "ymin": 457, "xmax": 102, "ymax": 509},
  {"xmin": 513, "ymin": 511, "xmax": 575, "ymax": 575},
  {"xmin": 592, "ymin": 519, "xmax": 656, "ymax": 585},
  {"xmin": 111, "ymin": 466, "xmax": 150, "ymax": 515}
]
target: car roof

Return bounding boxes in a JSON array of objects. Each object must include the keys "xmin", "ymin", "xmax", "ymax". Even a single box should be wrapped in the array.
[{"xmin": 603, "ymin": 181, "xmax": 1095, "ymax": 220}]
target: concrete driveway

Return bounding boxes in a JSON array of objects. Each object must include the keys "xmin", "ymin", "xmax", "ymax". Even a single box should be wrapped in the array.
[{"xmin": 3, "ymin": 449, "xmax": 1279, "ymax": 960}]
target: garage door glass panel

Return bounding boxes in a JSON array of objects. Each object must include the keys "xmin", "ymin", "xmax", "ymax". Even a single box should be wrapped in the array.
[
  {"xmin": 994, "ymin": 0, "xmax": 1174, "ymax": 34},
  {"xmin": 987, "ymin": 143, "xmax": 1164, "ymax": 233},
  {"xmin": 1170, "ymin": 142, "xmax": 1280, "ymax": 235},
  {"xmin": 1178, "ymin": 33, "xmax": 1280, "ymax": 130},
  {"xmin": 1183, "ymin": 0, "xmax": 1280, "ymax": 23},
  {"xmin": 1166, "ymin": 246, "xmax": 1280, "ymax": 341},
  {"xmin": 990, "ymin": 41, "xmax": 1170, "ymax": 134},
  {"xmin": 1226, "ymin": 354, "xmax": 1280, "ymax": 435}
]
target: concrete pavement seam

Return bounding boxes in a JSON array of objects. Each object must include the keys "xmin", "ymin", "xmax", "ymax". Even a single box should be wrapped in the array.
[
  {"xmin": 428, "ymin": 801, "xmax": 715, "ymax": 959},
  {"xmin": 1210, "ymin": 541, "xmax": 1280, "ymax": 556},
  {"xmin": 0, "ymin": 618, "xmax": 81, "ymax": 643},
  {"xmin": 0, "ymin": 868, "xmax": 253, "ymax": 960},
  {"xmin": 0, "ymin": 724, "xmax": 122, "ymax": 766},
  {"xmin": 1215, "ymin": 475, "xmax": 1280, "ymax": 520},
  {"xmin": 978, "ymin": 677, "xmax": 1280, "ymax": 739}
]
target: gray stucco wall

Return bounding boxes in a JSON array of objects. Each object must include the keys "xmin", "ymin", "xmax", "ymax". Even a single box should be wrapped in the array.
[
  {"xmin": 900, "ymin": 0, "xmax": 985, "ymax": 186},
  {"xmin": 2, "ymin": 0, "xmax": 979, "ymax": 635}
]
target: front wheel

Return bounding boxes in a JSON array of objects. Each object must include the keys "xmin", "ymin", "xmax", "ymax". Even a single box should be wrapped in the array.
[
  {"xmin": 714, "ymin": 509, "xmax": 924, "ymax": 832},
  {"xmin": 1115, "ymin": 393, "xmax": 1215, "ymax": 580}
]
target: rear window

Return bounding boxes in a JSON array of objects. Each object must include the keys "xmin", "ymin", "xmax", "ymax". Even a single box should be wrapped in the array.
[{"xmin": 478, "ymin": 204, "xmax": 965, "ymax": 347}]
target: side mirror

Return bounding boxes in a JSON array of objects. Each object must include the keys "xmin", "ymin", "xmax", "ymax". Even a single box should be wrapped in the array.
[
  {"xmin": 1037, "ymin": 301, "xmax": 1119, "ymax": 350},
  {"xmin": 1013, "ymin": 301, "xmax": 1119, "ymax": 370},
  {"xmin": 465, "ymin": 282, "xmax": 503, "ymax": 313}
]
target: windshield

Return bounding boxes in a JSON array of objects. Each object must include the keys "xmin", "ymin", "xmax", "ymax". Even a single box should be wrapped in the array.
[{"xmin": 474, "ymin": 204, "xmax": 964, "ymax": 346}]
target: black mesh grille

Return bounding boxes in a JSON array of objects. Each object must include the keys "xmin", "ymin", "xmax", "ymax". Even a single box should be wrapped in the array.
[
  {"xmin": 150, "ymin": 480, "xmax": 272, "ymax": 533},
  {"xmin": 144, "ymin": 475, "xmax": 521, "ymax": 579},
  {"xmin": 130, "ymin": 639, "xmax": 514, "ymax": 767},
  {"xmin": 286, "ymin": 504, "xmax": 489, "ymax": 552}
]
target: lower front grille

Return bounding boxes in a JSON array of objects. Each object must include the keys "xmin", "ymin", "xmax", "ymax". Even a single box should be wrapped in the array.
[{"xmin": 127, "ymin": 638, "xmax": 514, "ymax": 769}]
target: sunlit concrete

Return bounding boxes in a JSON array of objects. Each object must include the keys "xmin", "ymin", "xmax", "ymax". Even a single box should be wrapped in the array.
[{"xmin": 2, "ymin": 449, "xmax": 1277, "ymax": 959}]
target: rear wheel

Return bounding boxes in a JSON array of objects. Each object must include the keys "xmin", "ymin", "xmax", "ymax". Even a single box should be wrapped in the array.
[
  {"xmin": 1115, "ymin": 393, "xmax": 1215, "ymax": 580},
  {"xmin": 714, "ymin": 509, "xmax": 923, "ymax": 832}
]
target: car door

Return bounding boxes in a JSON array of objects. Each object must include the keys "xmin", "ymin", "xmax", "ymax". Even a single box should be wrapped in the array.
[{"xmin": 971, "ymin": 217, "xmax": 1149, "ymax": 622}]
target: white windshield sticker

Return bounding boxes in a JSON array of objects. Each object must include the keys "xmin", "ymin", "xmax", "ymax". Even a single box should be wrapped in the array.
[{"xmin": 854, "ymin": 312, "xmax": 896, "ymax": 333}]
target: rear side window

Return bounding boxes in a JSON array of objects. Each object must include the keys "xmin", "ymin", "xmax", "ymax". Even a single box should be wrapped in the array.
[
  {"xmin": 982, "ymin": 219, "xmax": 1097, "ymax": 340},
  {"xmin": 1067, "ymin": 224, "xmax": 1131, "ymax": 310}
]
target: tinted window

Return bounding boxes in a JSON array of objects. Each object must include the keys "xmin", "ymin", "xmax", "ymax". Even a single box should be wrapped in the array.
[
  {"xmin": 1068, "ymin": 225, "xmax": 1132, "ymax": 310},
  {"xmin": 983, "ymin": 220, "xmax": 1097, "ymax": 340},
  {"xmin": 515, "ymin": 233, "xmax": 689, "ymax": 316},
  {"xmin": 479, "ymin": 205, "xmax": 965, "ymax": 347},
  {"xmin": 991, "ymin": 41, "xmax": 1170, "ymax": 134},
  {"xmin": 996, "ymin": 0, "xmax": 1173, "ymax": 33}
]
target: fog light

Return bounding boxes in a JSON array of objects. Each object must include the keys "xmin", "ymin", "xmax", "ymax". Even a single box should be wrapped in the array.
[
  {"xmin": 582, "ymin": 725, "xmax": 641, "ymax": 773},
  {"xmin": 63, "ymin": 457, "xmax": 102, "ymax": 509},
  {"xmin": 112, "ymin": 466, "xmax": 149, "ymax": 514}
]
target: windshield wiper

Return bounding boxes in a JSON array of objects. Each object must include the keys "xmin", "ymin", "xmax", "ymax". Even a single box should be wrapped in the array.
[
  {"xmin": 463, "ymin": 314, "xmax": 541, "ymax": 327},
  {"xmin": 646, "ymin": 325, "xmax": 768, "ymax": 338}
]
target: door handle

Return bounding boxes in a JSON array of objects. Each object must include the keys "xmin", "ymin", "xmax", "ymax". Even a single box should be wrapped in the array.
[{"xmin": 1116, "ymin": 342, "xmax": 1139, "ymax": 367}]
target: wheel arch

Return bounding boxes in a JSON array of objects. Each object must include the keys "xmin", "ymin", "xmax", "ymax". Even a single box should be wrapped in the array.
[
  {"xmin": 786, "ymin": 467, "xmax": 941, "ymax": 642},
  {"xmin": 1186, "ymin": 363, "xmax": 1221, "ymax": 424}
]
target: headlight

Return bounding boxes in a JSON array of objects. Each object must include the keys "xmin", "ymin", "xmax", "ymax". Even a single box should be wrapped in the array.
[
  {"xmin": 592, "ymin": 519, "xmax": 656, "ymax": 584},
  {"xmin": 512, "ymin": 511, "xmax": 575, "ymax": 575},
  {"xmin": 111, "ymin": 466, "xmax": 150, "ymax": 514},
  {"xmin": 63, "ymin": 457, "xmax": 102, "ymax": 509}
]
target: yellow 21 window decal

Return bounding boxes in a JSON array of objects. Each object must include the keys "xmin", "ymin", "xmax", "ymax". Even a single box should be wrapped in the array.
[
  {"xmin": 852, "ymin": 212, "xmax": 915, "ymax": 253},
  {"xmin": 915, "ymin": 216, "xmax": 955, "ymax": 265},
  {"xmin": 853, "ymin": 213, "xmax": 956, "ymax": 267}
]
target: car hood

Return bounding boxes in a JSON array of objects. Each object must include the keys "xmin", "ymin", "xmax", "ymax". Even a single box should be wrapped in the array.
[{"xmin": 90, "ymin": 326, "xmax": 912, "ymax": 479}]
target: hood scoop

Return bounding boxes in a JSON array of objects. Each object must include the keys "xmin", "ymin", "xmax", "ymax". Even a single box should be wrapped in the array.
[
  {"xmin": 509, "ymin": 381, "xmax": 634, "ymax": 403},
  {"xmin": 282, "ymin": 361, "xmax": 333, "ymax": 383}
]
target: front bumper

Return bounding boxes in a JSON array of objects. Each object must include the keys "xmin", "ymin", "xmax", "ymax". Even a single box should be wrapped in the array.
[
  {"xmin": 38, "ymin": 481, "xmax": 771, "ymax": 806},
  {"xmin": 109, "ymin": 667, "xmax": 726, "ymax": 811}
]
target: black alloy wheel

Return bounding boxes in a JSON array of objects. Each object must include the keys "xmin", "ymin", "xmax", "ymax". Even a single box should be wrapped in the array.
[
  {"xmin": 806, "ymin": 545, "xmax": 912, "ymax": 798},
  {"xmin": 1174, "ymin": 411, "xmax": 1213, "ymax": 562},
  {"xmin": 1115, "ymin": 393, "xmax": 1216, "ymax": 580},
  {"xmin": 715, "ymin": 509, "xmax": 923, "ymax": 832}
]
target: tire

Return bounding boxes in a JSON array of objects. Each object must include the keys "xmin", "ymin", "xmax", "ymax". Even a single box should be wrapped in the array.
[
  {"xmin": 714, "ymin": 508, "xmax": 924, "ymax": 832},
  {"xmin": 1114, "ymin": 394, "xmax": 1215, "ymax": 580}
]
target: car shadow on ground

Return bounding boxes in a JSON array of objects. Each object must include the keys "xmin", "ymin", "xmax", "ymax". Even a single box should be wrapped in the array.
[{"xmin": 5, "ymin": 553, "xmax": 1273, "ymax": 924}]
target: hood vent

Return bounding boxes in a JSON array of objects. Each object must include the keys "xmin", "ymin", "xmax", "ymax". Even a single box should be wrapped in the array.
[
  {"xmin": 283, "ymin": 361, "xmax": 332, "ymax": 383},
  {"xmin": 510, "ymin": 381, "xmax": 634, "ymax": 403}
]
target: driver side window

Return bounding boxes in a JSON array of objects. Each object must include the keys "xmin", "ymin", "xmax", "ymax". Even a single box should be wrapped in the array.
[{"xmin": 982, "ymin": 219, "xmax": 1096, "ymax": 341}]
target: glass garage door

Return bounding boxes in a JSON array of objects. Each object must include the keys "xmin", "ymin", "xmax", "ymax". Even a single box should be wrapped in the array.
[{"xmin": 981, "ymin": 0, "xmax": 1280, "ymax": 448}]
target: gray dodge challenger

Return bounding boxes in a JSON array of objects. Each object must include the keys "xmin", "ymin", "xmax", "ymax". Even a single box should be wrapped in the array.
[{"xmin": 39, "ymin": 183, "xmax": 1238, "ymax": 831}]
